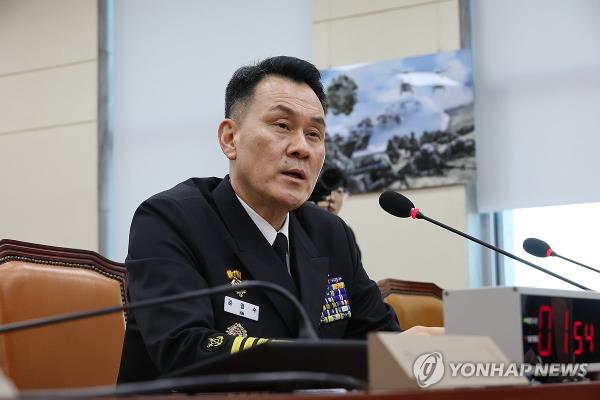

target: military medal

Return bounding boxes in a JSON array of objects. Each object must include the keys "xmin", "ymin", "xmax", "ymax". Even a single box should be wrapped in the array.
[
  {"xmin": 319, "ymin": 276, "xmax": 352, "ymax": 325},
  {"xmin": 226, "ymin": 269, "xmax": 246, "ymax": 297}
]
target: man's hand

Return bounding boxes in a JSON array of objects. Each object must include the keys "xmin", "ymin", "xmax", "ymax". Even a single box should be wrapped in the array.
[
  {"xmin": 316, "ymin": 198, "xmax": 333, "ymax": 212},
  {"xmin": 400, "ymin": 326, "xmax": 444, "ymax": 336}
]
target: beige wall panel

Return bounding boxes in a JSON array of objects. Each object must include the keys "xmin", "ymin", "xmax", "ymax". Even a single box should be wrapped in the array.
[
  {"xmin": 0, "ymin": 61, "xmax": 97, "ymax": 134},
  {"xmin": 315, "ymin": 2, "xmax": 460, "ymax": 68},
  {"xmin": 437, "ymin": 0, "xmax": 460, "ymax": 50},
  {"xmin": 0, "ymin": 0, "xmax": 97, "ymax": 75},
  {"xmin": 313, "ymin": 23, "xmax": 330, "ymax": 69},
  {"xmin": 313, "ymin": 0, "xmax": 330, "ymax": 21},
  {"xmin": 340, "ymin": 185, "xmax": 469, "ymax": 289},
  {"xmin": 0, "ymin": 123, "xmax": 98, "ymax": 250},
  {"xmin": 313, "ymin": 23, "xmax": 329, "ymax": 67},
  {"xmin": 315, "ymin": 0, "xmax": 447, "ymax": 22}
]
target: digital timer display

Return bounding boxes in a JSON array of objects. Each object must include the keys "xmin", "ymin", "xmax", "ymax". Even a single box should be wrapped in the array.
[{"xmin": 522, "ymin": 294, "xmax": 599, "ymax": 364}]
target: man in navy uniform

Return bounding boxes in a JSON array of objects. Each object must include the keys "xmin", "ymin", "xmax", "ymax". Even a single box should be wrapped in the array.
[{"xmin": 118, "ymin": 56, "xmax": 439, "ymax": 383}]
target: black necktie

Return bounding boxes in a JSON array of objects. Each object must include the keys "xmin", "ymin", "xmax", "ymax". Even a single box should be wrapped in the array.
[
  {"xmin": 272, "ymin": 232, "xmax": 288, "ymax": 268},
  {"xmin": 274, "ymin": 233, "xmax": 301, "ymax": 292}
]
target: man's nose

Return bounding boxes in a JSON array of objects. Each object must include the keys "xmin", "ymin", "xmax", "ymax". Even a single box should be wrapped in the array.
[{"xmin": 287, "ymin": 131, "xmax": 311, "ymax": 159}]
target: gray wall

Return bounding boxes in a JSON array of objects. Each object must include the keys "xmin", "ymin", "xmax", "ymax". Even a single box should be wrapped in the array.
[
  {"xmin": 110, "ymin": 0, "xmax": 313, "ymax": 260},
  {"xmin": 474, "ymin": 0, "xmax": 600, "ymax": 212}
]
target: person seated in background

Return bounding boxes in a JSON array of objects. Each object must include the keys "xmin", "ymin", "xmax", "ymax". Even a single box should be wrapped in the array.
[
  {"xmin": 118, "ymin": 56, "xmax": 441, "ymax": 383},
  {"xmin": 308, "ymin": 162, "xmax": 351, "ymax": 217},
  {"xmin": 310, "ymin": 168, "xmax": 364, "ymax": 261}
]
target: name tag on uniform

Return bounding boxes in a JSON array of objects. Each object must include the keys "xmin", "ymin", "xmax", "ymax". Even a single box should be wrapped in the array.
[{"xmin": 224, "ymin": 296, "xmax": 259, "ymax": 321}]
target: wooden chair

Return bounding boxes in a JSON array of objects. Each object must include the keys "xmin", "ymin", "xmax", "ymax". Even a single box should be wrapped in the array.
[
  {"xmin": 378, "ymin": 278, "xmax": 444, "ymax": 329},
  {"xmin": 0, "ymin": 239, "xmax": 127, "ymax": 389}
]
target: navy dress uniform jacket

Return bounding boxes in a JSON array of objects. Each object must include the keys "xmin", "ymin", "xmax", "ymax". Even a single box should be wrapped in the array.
[{"xmin": 117, "ymin": 176, "xmax": 400, "ymax": 383}]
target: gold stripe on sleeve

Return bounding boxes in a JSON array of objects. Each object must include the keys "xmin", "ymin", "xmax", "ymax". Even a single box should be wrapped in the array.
[
  {"xmin": 231, "ymin": 336, "xmax": 245, "ymax": 354},
  {"xmin": 243, "ymin": 337, "xmax": 256, "ymax": 350}
]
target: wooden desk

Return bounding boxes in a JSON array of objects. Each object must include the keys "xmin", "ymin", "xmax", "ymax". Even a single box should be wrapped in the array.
[{"xmin": 119, "ymin": 381, "xmax": 600, "ymax": 400}]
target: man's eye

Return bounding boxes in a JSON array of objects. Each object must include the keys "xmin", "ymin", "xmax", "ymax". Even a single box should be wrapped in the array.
[
  {"xmin": 276, "ymin": 122, "xmax": 289, "ymax": 130},
  {"xmin": 307, "ymin": 131, "xmax": 322, "ymax": 140}
]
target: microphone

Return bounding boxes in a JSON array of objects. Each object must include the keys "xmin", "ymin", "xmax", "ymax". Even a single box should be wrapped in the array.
[
  {"xmin": 0, "ymin": 281, "xmax": 317, "ymax": 339},
  {"xmin": 379, "ymin": 191, "xmax": 590, "ymax": 291},
  {"xmin": 523, "ymin": 237, "xmax": 554, "ymax": 257},
  {"xmin": 523, "ymin": 237, "xmax": 600, "ymax": 274}
]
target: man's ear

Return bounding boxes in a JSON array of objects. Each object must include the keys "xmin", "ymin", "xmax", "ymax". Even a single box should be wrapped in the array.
[{"xmin": 218, "ymin": 118, "xmax": 237, "ymax": 160}]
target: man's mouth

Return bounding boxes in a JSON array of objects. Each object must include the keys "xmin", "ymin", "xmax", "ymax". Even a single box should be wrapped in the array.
[{"xmin": 281, "ymin": 169, "xmax": 306, "ymax": 180}]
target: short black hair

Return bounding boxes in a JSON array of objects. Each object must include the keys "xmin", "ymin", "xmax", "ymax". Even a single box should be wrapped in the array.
[{"xmin": 225, "ymin": 56, "xmax": 327, "ymax": 120}]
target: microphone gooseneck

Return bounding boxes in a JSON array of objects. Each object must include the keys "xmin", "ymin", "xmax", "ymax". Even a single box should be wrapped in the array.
[
  {"xmin": 524, "ymin": 237, "xmax": 600, "ymax": 275},
  {"xmin": 379, "ymin": 192, "xmax": 590, "ymax": 291}
]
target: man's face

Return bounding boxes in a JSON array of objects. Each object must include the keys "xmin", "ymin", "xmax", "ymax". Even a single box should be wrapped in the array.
[{"xmin": 225, "ymin": 75, "xmax": 326, "ymax": 214}]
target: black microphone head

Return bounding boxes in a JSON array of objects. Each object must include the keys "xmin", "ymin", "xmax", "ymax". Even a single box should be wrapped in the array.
[
  {"xmin": 523, "ymin": 237, "xmax": 552, "ymax": 257},
  {"xmin": 379, "ymin": 191, "xmax": 415, "ymax": 218}
]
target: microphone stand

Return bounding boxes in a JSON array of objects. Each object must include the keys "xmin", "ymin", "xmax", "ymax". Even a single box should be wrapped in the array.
[
  {"xmin": 553, "ymin": 252, "xmax": 600, "ymax": 274},
  {"xmin": 412, "ymin": 210, "xmax": 591, "ymax": 291}
]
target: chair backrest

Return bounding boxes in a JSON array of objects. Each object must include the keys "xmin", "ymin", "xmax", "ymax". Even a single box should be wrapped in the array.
[
  {"xmin": 0, "ymin": 239, "xmax": 127, "ymax": 389},
  {"xmin": 378, "ymin": 278, "xmax": 444, "ymax": 329}
]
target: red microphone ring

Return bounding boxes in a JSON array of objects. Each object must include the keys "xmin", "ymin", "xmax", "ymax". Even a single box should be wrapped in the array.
[
  {"xmin": 410, "ymin": 208, "xmax": 419, "ymax": 219},
  {"xmin": 546, "ymin": 248, "xmax": 553, "ymax": 257}
]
